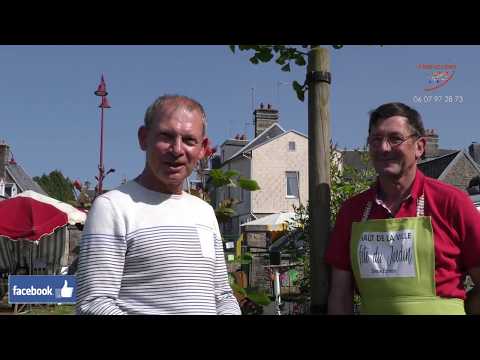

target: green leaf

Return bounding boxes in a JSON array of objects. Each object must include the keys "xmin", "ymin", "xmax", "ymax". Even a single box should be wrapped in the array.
[
  {"xmin": 332, "ymin": 45, "xmax": 344, "ymax": 49},
  {"xmin": 237, "ymin": 178, "xmax": 261, "ymax": 191},
  {"xmin": 273, "ymin": 45, "xmax": 284, "ymax": 52},
  {"xmin": 224, "ymin": 170, "xmax": 240, "ymax": 178},
  {"xmin": 292, "ymin": 80, "xmax": 303, "ymax": 93},
  {"xmin": 209, "ymin": 169, "xmax": 231, "ymax": 187},
  {"xmin": 292, "ymin": 81, "xmax": 305, "ymax": 102},
  {"xmin": 231, "ymin": 283, "xmax": 247, "ymax": 296},
  {"xmin": 294, "ymin": 55, "xmax": 306, "ymax": 66},
  {"xmin": 209, "ymin": 169, "xmax": 239, "ymax": 188},
  {"xmin": 242, "ymin": 252, "xmax": 253, "ymax": 261},
  {"xmin": 256, "ymin": 49, "xmax": 274, "ymax": 63},
  {"xmin": 245, "ymin": 291, "xmax": 272, "ymax": 305},
  {"xmin": 216, "ymin": 206, "xmax": 235, "ymax": 215},
  {"xmin": 208, "ymin": 168, "xmax": 222, "ymax": 177},
  {"xmin": 229, "ymin": 257, "xmax": 253, "ymax": 265},
  {"xmin": 286, "ymin": 47, "xmax": 297, "ymax": 57},
  {"xmin": 296, "ymin": 89, "xmax": 305, "ymax": 102},
  {"xmin": 281, "ymin": 63, "xmax": 291, "ymax": 72},
  {"xmin": 249, "ymin": 56, "xmax": 259, "ymax": 65},
  {"xmin": 231, "ymin": 253, "xmax": 253, "ymax": 265},
  {"xmin": 275, "ymin": 54, "xmax": 287, "ymax": 65},
  {"xmin": 215, "ymin": 206, "xmax": 235, "ymax": 217},
  {"xmin": 229, "ymin": 45, "xmax": 236, "ymax": 53}
]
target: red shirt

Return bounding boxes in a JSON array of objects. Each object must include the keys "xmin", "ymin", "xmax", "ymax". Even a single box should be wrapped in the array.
[{"xmin": 325, "ymin": 169, "xmax": 480, "ymax": 299}]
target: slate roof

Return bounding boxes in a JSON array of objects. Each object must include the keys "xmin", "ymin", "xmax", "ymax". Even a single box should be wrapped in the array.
[
  {"xmin": 341, "ymin": 148, "xmax": 469, "ymax": 180},
  {"xmin": 417, "ymin": 151, "xmax": 461, "ymax": 179},
  {"xmin": 227, "ymin": 123, "xmax": 285, "ymax": 161},
  {"xmin": 429, "ymin": 149, "xmax": 458, "ymax": 158},
  {"xmin": 418, "ymin": 150, "xmax": 480, "ymax": 181},
  {"xmin": 6, "ymin": 163, "xmax": 48, "ymax": 195}
]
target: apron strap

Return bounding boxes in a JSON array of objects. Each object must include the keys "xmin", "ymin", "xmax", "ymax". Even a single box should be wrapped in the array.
[
  {"xmin": 417, "ymin": 194, "xmax": 425, "ymax": 217},
  {"xmin": 362, "ymin": 194, "xmax": 425, "ymax": 221},
  {"xmin": 362, "ymin": 201, "xmax": 372, "ymax": 222}
]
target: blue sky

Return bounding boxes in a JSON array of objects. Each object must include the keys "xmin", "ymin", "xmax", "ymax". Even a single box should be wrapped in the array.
[{"xmin": 1, "ymin": 45, "xmax": 478, "ymax": 190}]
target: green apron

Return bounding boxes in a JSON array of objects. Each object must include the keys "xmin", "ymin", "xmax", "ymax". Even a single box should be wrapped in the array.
[{"xmin": 350, "ymin": 195, "xmax": 465, "ymax": 315}]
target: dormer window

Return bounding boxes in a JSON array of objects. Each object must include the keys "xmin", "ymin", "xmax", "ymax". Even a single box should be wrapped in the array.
[{"xmin": 4, "ymin": 183, "xmax": 17, "ymax": 198}]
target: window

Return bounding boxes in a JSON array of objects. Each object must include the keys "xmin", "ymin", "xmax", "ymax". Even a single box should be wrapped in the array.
[
  {"xmin": 286, "ymin": 171, "xmax": 299, "ymax": 198},
  {"xmin": 4, "ymin": 183, "xmax": 17, "ymax": 198},
  {"xmin": 10, "ymin": 183, "xmax": 17, "ymax": 197},
  {"xmin": 288, "ymin": 141, "xmax": 296, "ymax": 151},
  {"xmin": 238, "ymin": 187, "xmax": 244, "ymax": 202}
]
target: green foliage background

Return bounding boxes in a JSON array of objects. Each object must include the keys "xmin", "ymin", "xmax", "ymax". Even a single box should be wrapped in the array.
[
  {"xmin": 33, "ymin": 170, "xmax": 75, "ymax": 202},
  {"xmin": 287, "ymin": 143, "xmax": 375, "ymax": 299}
]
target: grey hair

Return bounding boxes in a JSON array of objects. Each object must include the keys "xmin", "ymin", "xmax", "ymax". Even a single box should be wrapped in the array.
[{"xmin": 143, "ymin": 94, "xmax": 207, "ymax": 135}]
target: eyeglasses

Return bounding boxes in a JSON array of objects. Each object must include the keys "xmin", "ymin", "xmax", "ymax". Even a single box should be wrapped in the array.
[{"xmin": 367, "ymin": 133, "xmax": 418, "ymax": 149}]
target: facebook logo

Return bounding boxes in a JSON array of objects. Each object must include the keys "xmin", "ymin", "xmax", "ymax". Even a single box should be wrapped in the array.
[{"xmin": 9, "ymin": 276, "xmax": 76, "ymax": 304}]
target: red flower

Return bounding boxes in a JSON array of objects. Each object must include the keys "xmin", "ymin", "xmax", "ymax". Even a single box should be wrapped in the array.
[
  {"xmin": 203, "ymin": 138, "xmax": 217, "ymax": 159},
  {"xmin": 73, "ymin": 180, "xmax": 82, "ymax": 191}
]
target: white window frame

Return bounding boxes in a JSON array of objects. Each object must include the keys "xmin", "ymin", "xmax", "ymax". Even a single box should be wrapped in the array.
[
  {"xmin": 4, "ymin": 182, "xmax": 17, "ymax": 198},
  {"xmin": 286, "ymin": 171, "xmax": 299, "ymax": 198},
  {"xmin": 10, "ymin": 183, "xmax": 17, "ymax": 197}
]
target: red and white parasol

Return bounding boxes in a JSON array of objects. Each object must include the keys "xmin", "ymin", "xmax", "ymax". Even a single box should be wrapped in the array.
[
  {"xmin": 16, "ymin": 190, "xmax": 86, "ymax": 226},
  {"xmin": 0, "ymin": 196, "xmax": 68, "ymax": 242}
]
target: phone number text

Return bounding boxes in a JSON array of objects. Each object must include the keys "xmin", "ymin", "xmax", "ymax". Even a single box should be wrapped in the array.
[{"xmin": 413, "ymin": 95, "xmax": 463, "ymax": 103}]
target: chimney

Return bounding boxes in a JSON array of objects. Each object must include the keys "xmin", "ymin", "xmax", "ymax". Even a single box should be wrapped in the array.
[
  {"xmin": 220, "ymin": 135, "xmax": 249, "ymax": 163},
  {"xmin": 423, "ymin": 128, "xmax": 439, "ymax": 159},
  {"xmin": 0, "ymin": 140, "xmax": 10, "ymax": 181},
  {"xmin": 253, "ymin": 103, "xmax": 279, "ymax": 137},
  {"xmin": 469, "ymin": 142, "xmax": 480, "ymax": 165}
]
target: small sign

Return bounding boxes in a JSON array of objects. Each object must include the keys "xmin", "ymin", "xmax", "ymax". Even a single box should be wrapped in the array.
[
  {"xmin": 357, "ymin": 230, "xmax": 416, "ymax": 279},
  {"xmin": 9, "ymin": 275, "xmax": 76, "ymax": 304}
]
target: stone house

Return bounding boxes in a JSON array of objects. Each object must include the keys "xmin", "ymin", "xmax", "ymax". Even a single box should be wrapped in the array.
[
  {"xmin": 0, "ymin": 141, "xmax": 47, "ymax": 199},
  {"xmin": 212, "ymin": 104, "xmax": 308, "ymax": 238}
]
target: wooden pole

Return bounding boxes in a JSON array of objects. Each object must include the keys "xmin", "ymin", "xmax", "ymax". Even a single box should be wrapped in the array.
[{"xmin": 307, "ymin": 47, "xmax": 331, "ymax": 314}]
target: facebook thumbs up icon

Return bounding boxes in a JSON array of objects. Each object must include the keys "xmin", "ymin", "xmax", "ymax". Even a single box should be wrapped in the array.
[{"xmin": 55, "ymin": 280, "xmax": 74, "ymax": 298}]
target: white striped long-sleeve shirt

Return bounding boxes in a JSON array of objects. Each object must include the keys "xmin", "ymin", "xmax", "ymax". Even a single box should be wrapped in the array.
[{"xmin": 76, "ymin": 180, "xmax": 241, "ymax": 315}]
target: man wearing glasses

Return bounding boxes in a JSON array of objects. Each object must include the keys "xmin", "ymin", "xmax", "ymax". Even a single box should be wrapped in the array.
[{"xmin": 326, "ymin": 102, "xmax": 480, "ymax": 314}]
